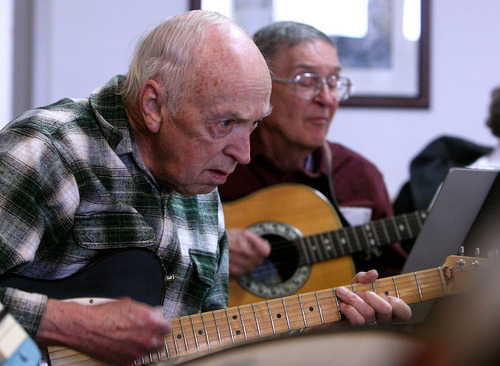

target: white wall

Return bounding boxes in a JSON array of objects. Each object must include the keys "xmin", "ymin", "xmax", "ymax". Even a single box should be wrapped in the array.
[
  {"xmin": 10, "ymin": 0, "xmax": 500, "ymax": 199},
  {"xmin": 331, "ymin": 0, "xmax": 500, "ymax": 198},
  {"xmin": 31, "ymin": 0, "xmax": 188, "ymax": 108},
  {"xmin": 0, "ymin": 0, "xmax": 13, "ymax": 125}
]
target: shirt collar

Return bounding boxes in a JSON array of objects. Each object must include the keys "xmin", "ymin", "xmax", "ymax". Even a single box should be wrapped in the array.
[
  {"xmin": 88, "ymin": 75, "xmax": 133, "ymax": 154},
  {"xmin": 250, "ymin": 130, "xmax": 329, "ymax": 177}
]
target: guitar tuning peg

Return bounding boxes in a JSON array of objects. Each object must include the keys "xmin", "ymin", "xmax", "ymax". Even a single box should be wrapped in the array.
[
  {"xmin": 474, "ymin": 248, "xmax": 480, "ymax": 258},
  {"xmin": 458, "ymin": 246, "xmax": 465, "ymax": 255},
  {"xmin": 487, "ymin": 249, "xmax": 498, "ymax": 259}
]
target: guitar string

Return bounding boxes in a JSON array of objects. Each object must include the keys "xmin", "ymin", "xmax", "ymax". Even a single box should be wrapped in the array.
[
  {"xmin": 157, "ymin": 268, "xmax": 475, "ymax": 361},
  {"xmin": 253, "ymin": 211, "xmax": 425, "ymax": 258},
  {"xmin": 157, "ymin": 266, "xmax": 474, "ymax": 360},
  {"xmin": 51, "ymin": 268, "xmax": 447, "ymax": 362},
  {"xmin": 245, "ymin": 212, "xmax": 426, "ymax": 279},
  {"xmin": 48, "ymin": 265, "xmax": 477, "ymax": 364}
]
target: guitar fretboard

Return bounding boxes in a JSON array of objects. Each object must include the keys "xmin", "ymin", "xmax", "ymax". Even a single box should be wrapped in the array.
[{"xmin": 297, "ymin": 210, "xmax": 428, "ymax": 265}]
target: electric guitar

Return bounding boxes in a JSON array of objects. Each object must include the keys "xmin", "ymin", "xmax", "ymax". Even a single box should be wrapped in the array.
[
  {"xmin": 0, "ymin": 250, "xmax": 490, "ymax": 365},
  {"xmin": 222, "ymin": 184, "xmax": 428, "ymax": 306}
]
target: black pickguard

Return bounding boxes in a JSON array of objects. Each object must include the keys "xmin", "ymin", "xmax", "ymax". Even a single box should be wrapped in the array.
[{"xmin": 0, "ymin": 248, "xmax": 165, "ymax": 306}]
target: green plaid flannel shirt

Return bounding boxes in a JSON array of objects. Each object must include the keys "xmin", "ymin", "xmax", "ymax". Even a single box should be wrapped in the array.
[{"xmin": 0, "ymin": 76, "xmax": 229, "ymax": 337}]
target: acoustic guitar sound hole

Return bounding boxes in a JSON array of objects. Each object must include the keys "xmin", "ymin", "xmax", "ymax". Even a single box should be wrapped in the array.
[{"xmin": 248, "ymin": 234, "xmax": 299, "ymax": 285}]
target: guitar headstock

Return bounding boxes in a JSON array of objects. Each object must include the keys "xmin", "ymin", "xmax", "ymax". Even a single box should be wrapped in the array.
[
  {"xmin": 434, "ymin": 251, "xmax": 496, "ymax": 297},
  {"xmin": 443, "ymin": 245, "xmax": 497, "ymax": 268},
  {"xmin": 441, "ymin": 255, "xmax": 485, "ymax": 270}
]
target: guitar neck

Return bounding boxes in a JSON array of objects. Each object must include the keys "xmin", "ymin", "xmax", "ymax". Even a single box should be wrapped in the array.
[
  {"xmin": 297, "ymin": 210, "xmax": 428, "ymax": 265},
  {"xmin": 145, "ymin": 256, "xmax": 474, "ymax": 364}
]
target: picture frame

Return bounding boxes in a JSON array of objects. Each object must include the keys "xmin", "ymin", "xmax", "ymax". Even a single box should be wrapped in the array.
[{"xmin": 190, "ymin": 0, "xmax": 430, "ymax": 109}]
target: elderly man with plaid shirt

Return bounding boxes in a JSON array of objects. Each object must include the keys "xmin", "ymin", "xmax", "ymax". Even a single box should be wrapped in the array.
[{"xmin": 0, "ymin": 10, "xmax": 272, "ymax": 365}]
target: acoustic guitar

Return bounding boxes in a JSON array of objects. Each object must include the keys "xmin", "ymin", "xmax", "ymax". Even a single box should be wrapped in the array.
[
  {"xmin": 222, "ymin": 184, "xmax": 428, "ymax": 307},
  {"xmin": 0, "ymin": 250, "xmax": 490, "ymax": 365}
]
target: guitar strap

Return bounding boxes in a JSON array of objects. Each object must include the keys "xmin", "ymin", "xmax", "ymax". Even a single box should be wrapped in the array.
[
  {"xmin": 323, "ymin": 141, "xmax": 351, "ymax": 227},
  {"xmin": 324, "ymin": 142, "xmax": 382, "ymax": 261}
]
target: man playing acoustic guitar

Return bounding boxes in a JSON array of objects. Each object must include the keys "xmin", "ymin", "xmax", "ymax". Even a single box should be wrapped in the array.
[{"xmin": 219, "ymin": 21, "xmax": 409, "ymax": 301}]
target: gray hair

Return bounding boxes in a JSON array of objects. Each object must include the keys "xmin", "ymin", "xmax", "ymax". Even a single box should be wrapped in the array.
[
  {"xmin": 253, "ymin": 21, "xmax": 336, "ymax": 71},
  {"xmin": 487, "ymin": 86, "xmax": 500, "ymax": 138},
  {"xmin": 121, "ymin": 10, "xmax": 231, "ymax": 114}
]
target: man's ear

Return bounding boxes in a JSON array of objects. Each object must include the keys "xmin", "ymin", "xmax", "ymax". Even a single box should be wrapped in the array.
[{"xmin": 139, "ymin": 80, "xmax": 164, "ymax": 134}]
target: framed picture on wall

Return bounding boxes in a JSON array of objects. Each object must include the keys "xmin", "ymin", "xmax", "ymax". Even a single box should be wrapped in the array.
[{"xmin": 190, "ymin": 0, "xmax": 430, "ymax": 108}]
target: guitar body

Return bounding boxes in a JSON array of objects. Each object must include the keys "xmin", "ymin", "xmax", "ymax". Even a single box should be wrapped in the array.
[
  {"xmin": 223, "ymin": 184, "xmax": 356, "ymax": 307},
  {"xmin": 0, "ymin": 248, "xmax": 165, "ymax": 306}
]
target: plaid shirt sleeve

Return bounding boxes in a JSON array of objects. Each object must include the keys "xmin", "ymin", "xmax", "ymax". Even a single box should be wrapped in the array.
[
  {"xmin": 0, "ymin": 111, "xmax": 82, "ymax": 336},
  {"xmin": 0, "ymin": 76, "xmax": 230, "ymax": 337}
]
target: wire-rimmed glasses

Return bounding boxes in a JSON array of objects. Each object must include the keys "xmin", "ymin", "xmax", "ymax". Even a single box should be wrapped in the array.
[{"xmin": 272, "ymin": 73, "xmax": 352, "ymax": 102}]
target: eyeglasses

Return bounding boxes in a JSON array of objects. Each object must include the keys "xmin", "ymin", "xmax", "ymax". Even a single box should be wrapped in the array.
[{"xmin": 272, "ymin": 73, "xmax": 352, "ymax": 102}]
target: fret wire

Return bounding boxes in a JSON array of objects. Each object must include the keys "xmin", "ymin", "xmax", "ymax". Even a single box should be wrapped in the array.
[
  {"xmin": 298, "ymin": 237, "xmax": 312, "ymax": 265},
  {"xmin": 368, "ymin": 221, "xmax": 381, "ymax": 246},
  {"xmin": 412, "ymin": 211, "xmax": 424, "ymax": 233},
  {"xmin": 323, "ymin": 231, "xmax": 338, "ymax": 258},
  {"xmin": 389, "ymin": 216, "xmax": 403, "ymax": 241},
  {"xmin": 350, "ymin": 284, "xmax": 356, "ymax": 293},
  {"xmin": 298, "ymin": 294, "xmax": 308, "ymax": 328},
  {"xmin": 403, "ymin": 212, "xmax": 421, "ymax": 240},
  {"xmin": 171, "ymin": 324, "xmax": 180, "ymax": 356},
  {"xmin": 163, "ymin": 333, "xmax": 171, "ymax": 359},
  {"xmin": 317, "ymin": 233, "xmax": 328, "ymax": 262},
  {"xmin": 383, "ymin": 217, "xmax": 398, "ymax": 244},
  {"xmin": 378, "ymin": 218, "xmax": 391, "ymax": 243},
  {"xmin": 312, "ymin": 235, "xmax": 322, "ymax": 263},
  {"xmin": 266, "ymin": 300, "xmax": 277, "ymax": 334},
  {"xmin": 360, "ymin": 223, "xmax": 375, "ymax": 249},
  {"xmin": 212, "ymin": 311, "xmax": 223, "ymax": 347},
  {"xmin": 237, "ymin": 306, "xmax": 248, "ymax": 340},
  {"xmin": 371, "ymin": 282, "xmax": 376, "ymax": 293},
  {"xmin": 200, "ymin": 313, "xmax": 211, "ymax": 350},
  {"xmin": 414, "ymin": 272, "xmax": 424, "ymax": 301},
  {"xmin": 314, "ymin": 292, "xmax": 325, "ymax": 324},
  {"xmin": 332, "ymin": 288, "xmax": 343, "ymax": 319},
  {"xmin": 314, "ymin": 232, "xmax": 328, "ymax": 261},
  {"xmin": 344, "ymin": 227, "xmax": 355, "ymax": 253},
  {"xmin": 180, "ymin": 318, "xmax": 189, "ymax": 354},
  {"xmin": 402, "ymin": 215, "xmax": 413, "ymax": 239},
  {"xmin": 303, "ymin": 236, "xmax": 317, "ymax": 263},
  {"xmin": 351, "ymin": 226, "xmax": 364, "ymax": 252},
  {"xmin": 251, "ymin": 303, "xmax": 263, "ymax": 338},
  {"xmin": 392, "ymin": 276, "xmax": 400, "ymax": 298},
  {"xmin": 333, "ymin": 230, "xmax": 347, "ymax": 256},
  {"xmin": 281, "ymin": 298, "xmax": 292, "ymax": 331},
  {"xmin": 155, "ymin": 350, "xmax": 161, "ymax": 363},
  {"xmin": 189, "ymin": 314, "xmax": 200, "ymax": 352},
  {"xmin": 418, "ymin": 211, "xmax": 428, "ymax": 227},
  {"xmin": 223, "ymin": 309, "xmax": 235, "ymax": 343}
]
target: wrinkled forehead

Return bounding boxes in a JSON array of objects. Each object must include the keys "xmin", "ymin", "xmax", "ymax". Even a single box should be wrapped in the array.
[
  {"xmin": 269, "ymin": 39, "xmax": 340, "ymax": 74},
  {"xmin": 186, "ymin": 25, "xmax": 271, "ymax": 101},
  {"xmin": 199, "ymin": 24, "xmax": 269, "ymax": 75}
]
